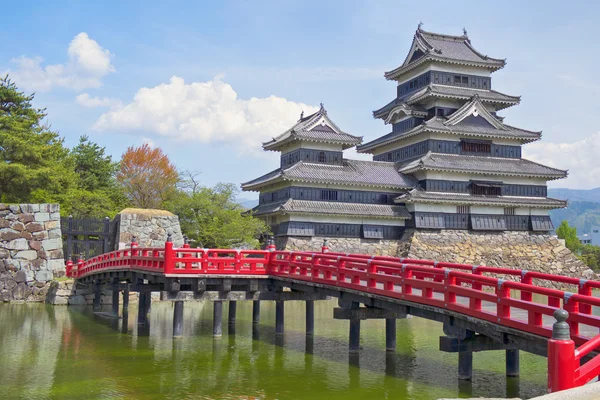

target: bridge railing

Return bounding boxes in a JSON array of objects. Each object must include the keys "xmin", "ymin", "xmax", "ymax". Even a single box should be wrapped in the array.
[{"xmin": 65, "ymin": 239, "xmax": 600, "ymax": 393}]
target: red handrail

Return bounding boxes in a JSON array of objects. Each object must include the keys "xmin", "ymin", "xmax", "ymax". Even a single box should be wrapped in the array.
[{"xmin": 66, "ymin": 241, "xmax": 600, "ymax": 393}]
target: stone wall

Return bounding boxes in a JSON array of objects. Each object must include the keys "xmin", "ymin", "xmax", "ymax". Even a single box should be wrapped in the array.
[
  {"xmin": 276, "ymin": 236, "xmax": 406, "ymax": 256},
  {"xmin": 116, "ymin": 208, "xmax": 184, "ymax": 249},
  {"xmin": 0, "ymin": 204, "xmax": 65, "ymax": 302},
  {"xmin": 403, "ymin": 230, "xmax": 594, "ymax": 287},
  {"xmin": 277, "ymin": 230, "xmax": 595, "ymax": 288}
]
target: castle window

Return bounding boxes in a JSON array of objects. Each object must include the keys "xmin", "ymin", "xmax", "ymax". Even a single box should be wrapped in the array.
[
  {"xmin": 472, "ymin": 183, "xmax": 502, "ymax": 196},
  {"xmin": 504, "ymin": 207, "xmax": 516, "ymax": 216},
  {"xmin": 320, "ymin": 190, "xmax": 338, "ymax": 201},
  {"xmin": 436, "ymin": 108, "xmax": 445, "ymax": 117},
  {"xmin": 462, "ymin": 76, "xmax": 468, "ymax": 84},
  {"xmin": 318, "ymin": 152, "xmax": 326, "ymax": 163},
  {"xmin": 457, "ymin": 205, "xmax": 471, "ymax": 214},
  {"xmin": 454, "ymin": 75, "xmax": 461, "ymax": 84},
  {"xmin": 387, "ymin": 153, "xmax": 392, "ymax": 161},
  {"xmin": 461, "ymin": 141, "xmax": 491, "ymax": 154}
]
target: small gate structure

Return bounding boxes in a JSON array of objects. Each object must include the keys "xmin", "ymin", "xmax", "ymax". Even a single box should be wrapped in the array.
[{"xmin": 61, "ymin": 216, "xmax": 118, "ymax": 261}]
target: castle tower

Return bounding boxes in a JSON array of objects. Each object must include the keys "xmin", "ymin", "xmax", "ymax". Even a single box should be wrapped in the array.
[
  {"xmin": 242, "ymin": 105, "xmax": 414, "ymax": 242},
  {"xmin": 356, "ymin": 26, "xmax": 567, "ymax": 231}
]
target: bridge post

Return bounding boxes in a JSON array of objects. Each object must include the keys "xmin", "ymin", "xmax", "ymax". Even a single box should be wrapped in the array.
[
  {"xmin": 122, "ymin": 289, "xmax": 129, "ymax": 311},
  {"xmin": 506, "ymin": 349, "xmax": 520, "ymax": 377},
  {"xmin": 252, "ymin": 300, "xmax": 261, "ymax": 324},
  {"xmin": 548, "ymin": 309, "xmax": 575, "ymax": 392},
  {"xmin": 137, "ymin": 292, "xmax": 147, "ymax": 325},
  {"xmin": 349, "ymin": 301, "xmax": 360, "ymax": 353},
  {"xmin": 173, "ymin": 301, "xmax": 184, "ymax": 338},
  {"xmin": 228, "ymin": 301, "xmax": 237, "ymax": 327},
  {"xmin": 213, "ymin": 301, "xmax": 223, "ymax": 337},
  {"xmin": 386, "ymin": 318, "xmax": 396, "ymax": 351},
  {"xmin": 458, "ymin": 351, "xmax": 473, "ymax": 380},
  {"xmin": 93, "ymin": 279, "xmax": 102, "ymax": 311},
  {"xmin": 306, "ymin": 300, "xmax": 314, "ymax": 336},
  {"xmin": 276, "ymin": 300, "xmax": 285, "ymax": 335},
  {"xmin": 111, "ymin": 278, "xmax": 119, "ymax": 317}
]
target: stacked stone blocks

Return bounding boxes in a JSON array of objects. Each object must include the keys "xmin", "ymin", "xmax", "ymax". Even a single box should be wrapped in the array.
[{"xmin": 0, "ymin": 204, "xmax": 65, "ymax": 302}]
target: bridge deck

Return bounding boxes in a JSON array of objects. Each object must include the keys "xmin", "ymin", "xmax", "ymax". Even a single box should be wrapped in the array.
[{"xmin": 67, "ymin": 242, "xmax": 600, "ymax": 393}]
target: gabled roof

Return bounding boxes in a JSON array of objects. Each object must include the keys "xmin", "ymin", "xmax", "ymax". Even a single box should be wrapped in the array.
[
  {"xmin": 357, "ymin": 115, "xmax": 541, "ymax": 153},
  {"xmin": 241, "ymin": 159, "xmax": 418, "ymax": 191},
  {"xmin": 262, "ymin": 105, "xmax": 362, "ymax": 151},
  {"xmin": 385, "ymin": 26, "xmax": 506, "ymax": 81},
  {"xmin": 398, "ymin": 152, "xmax": 568, "ymax": 180},
  {"xmin": 395, "ymin": 189, "xmax": 567, "ymax": 209},
  {"xmin": 404, "ymin": 84, "xmax": 520, "ymax": 110},
  {"xmin": 372, "ymin": 100, "xmax": 428, "ymax": 122},
  {"xmin": 444, "ymin": 94, "xmax": 506, "ymax": 129},
  {"xmin": 251, "ymin": 199, "xmax": 411, "ymax": 219}
]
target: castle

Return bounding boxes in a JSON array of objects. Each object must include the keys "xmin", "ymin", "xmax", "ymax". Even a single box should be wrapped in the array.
[{"xmin": 242, "ymin": 26, "xmax": 567, "ymax": 252}]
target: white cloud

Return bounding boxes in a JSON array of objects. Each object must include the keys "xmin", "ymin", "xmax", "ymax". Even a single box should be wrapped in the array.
[
  {"xmin": 75, "ymin": 93, "xmax": 121, "ymax": 108},
  {"xmin": 92, "ymin": 75, "xmax": 319, "ymax": 155},
  {"xmin": 524, "ymin": 132, "xmax": 600, "ymax": 189},
  {"xmin": 7, "ymin": 32, "xmax": 114, "ymax": 92}
]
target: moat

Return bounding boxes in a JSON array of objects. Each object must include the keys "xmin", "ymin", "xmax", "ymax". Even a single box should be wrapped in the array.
[{"xmin": 0, "ymin": 300, "xmax": 550, "ymax": 399}]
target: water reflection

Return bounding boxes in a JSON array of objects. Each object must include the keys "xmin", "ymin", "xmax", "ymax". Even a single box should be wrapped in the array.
[{"xmin": 0, "ymin": 300, "xmax": 548, "ymax": 399}]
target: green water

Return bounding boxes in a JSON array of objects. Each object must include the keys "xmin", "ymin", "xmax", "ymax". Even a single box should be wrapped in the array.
[{"xmin": 0, "ymin": 301, "xmax": 548, "ymax": 399}]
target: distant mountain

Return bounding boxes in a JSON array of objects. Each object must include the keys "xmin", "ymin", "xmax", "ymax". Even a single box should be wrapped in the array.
[
  {"xmin": 548, "ymin": 187, "xmax": 600, "ymax": 204},
  {"xmin": 549, "ymin": 187, "xmax": 600, "ymax": 234},
  {"xmin": 237, "ymin": 198, "xmax": 258, "ymax": 209}
]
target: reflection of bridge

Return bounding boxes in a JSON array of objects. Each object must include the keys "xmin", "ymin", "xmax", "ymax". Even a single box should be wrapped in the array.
[{"xmin": 67, "ymin": 237, "xmax": 600, "ymax": 394}]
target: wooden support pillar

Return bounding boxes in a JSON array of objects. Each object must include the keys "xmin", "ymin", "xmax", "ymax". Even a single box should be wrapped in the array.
[
  {"xmin": 506, "ymin": 349, "xmax": 520, "ymax": 377},
  {"xmin": 275, "ymin": 300, "xmax": 285, "ymax": 335},
  {"xmin": 349, "ymin": 301, "xmax": 360, "ymax": 353},
  {"xmin": 121, "ymin": 309, "xmax": 129, "ymax": 334},
  {"xmin": 213, "ymin": 301, "xmax": 223, "ymax": 337},
  {"xmin": 111, "ymin": 280, "xmax": 119, "ymax": 316},
  {"xmin": 122, "ymin": 289, "xmax": 129, "ymax": 311},
  {"xmin": 173, "ymin": 301, "xmax": 184, "ymax": 338},
  {"xmin": 252, "ymin": 300, "xmax": 260, "ymax": 324},
  {"xmin": 458, "ymin": 351, "xmax": 473, "ymax": 380},
  {"xmin": 386, "ymin": 318, "xmax": 396, "ymax": 352},
  {"xmin": 306, "ymin": 300, "xmax": 314, "ymax": 336},
  {"xmin": 144, "ymin": 291, "xmax": 152, "ymax": 316},
  {"xmin": 137, "ymin": 292, "xmax": 147, "ymax": 325},
  {"xmin": 228, "ymin": 301, "xmax": 237, "ymax": 325},
  {"xmin": 93, "ymin": 280, "xmax": 102, "ymax": 310}
]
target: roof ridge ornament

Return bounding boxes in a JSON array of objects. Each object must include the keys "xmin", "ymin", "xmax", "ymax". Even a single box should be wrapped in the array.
[
  {"xmin": 418, "ymin": 21, "xmax": 424, "ymax": 31},
  {"xmin": 462, "ymin": 27, "xmax": 468, "ymax": 37},
  {"xmin": 299, "ymin": 110, "xmax": 304, "ymax": 121}
]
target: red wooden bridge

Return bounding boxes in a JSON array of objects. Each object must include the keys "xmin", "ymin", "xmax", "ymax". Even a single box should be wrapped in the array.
[{"xmin": 67, "ymin": 238, "xmax": 600, "ymax": 394}]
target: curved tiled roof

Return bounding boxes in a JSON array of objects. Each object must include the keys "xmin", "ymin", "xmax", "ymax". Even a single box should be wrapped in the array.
[
  {"xmin": 241, "ymin": 159, "xmax": 417, "ymax": 191},
  {"xmin": 396, "ymin": 189, "xmax": 567, "ymax": 209},
  {"xmin": 251, "ymin": 199, "xmax": 411, "ymax": 219},
  {"xmin": 398, "ymin": 152, "xmax": 568, "ymax": 180},
  {"xmin": 262, "ymin": 106, "xmax": 362, "ymax": 151},
  {"xmin": 404, "ymin": 85, "xmax": 520, "ymax": 109},
  {"xmin": 385, "ymin": 27, "xmax": 506, "ymax": 80},
  {"xmin": 357, "ymin": 117, "xmax": 541, "ymax": 153}
]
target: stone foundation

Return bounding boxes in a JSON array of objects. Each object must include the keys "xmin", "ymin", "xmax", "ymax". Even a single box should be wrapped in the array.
[
  {"xmin": 0, "ymin": 204, "xmax": 66, "ymax": 302},
  {"xmin": 277, "ymin": 230, "xmax": 594, "ymax": 287},
  {"xmin": 276, "ymin": 236, "xmax": 406, "ymax": 256},
  {"xmin": 116, "ymin": 208, "xmax": 184, "ymax": 249}
]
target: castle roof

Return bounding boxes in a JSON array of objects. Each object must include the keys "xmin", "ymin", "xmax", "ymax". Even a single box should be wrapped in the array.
[
  {"xmin": 359, "ymin": 106, "xmax": 541, "ymax": 153},
  {"xmin": 384, "ymin": 26, "xmax": 506, "ymax": 81},
  {"xmin": 241, "ymin": 159, "xmax": 417, "ymax": 191},
  {"xmin": 251, "ymin": 199, "xmax": 411, "ymax": 219},
  {"xmin": 396, "ymin": 189, "xmax": 567, "ymax": 209},
  {"xmin": 398, "ymin": 152, "xmax": 568, "ymax": 180},
  {"xmin": 262, "ymin": 105, "xmax": 362, "ymax": 151}
]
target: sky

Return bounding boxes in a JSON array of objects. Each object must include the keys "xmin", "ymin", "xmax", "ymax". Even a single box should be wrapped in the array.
[{"xmin": 2, "ymin": 0, "xmax": 600, "ymax": 199}]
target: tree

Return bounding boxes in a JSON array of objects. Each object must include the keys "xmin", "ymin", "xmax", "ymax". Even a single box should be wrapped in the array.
[
  {"xmin": 0, "ymin": 75, "xmax": 76, "ymax": 202},
  {"xmin": 556, "ymin": 220, "xmax": 581, "ymax": 253},
  {"xmin": 580, "ymin": 244, "xmax": 600, "ymax": 270},
  {"xmin": 168, "ymin": 182, "xmax": 270, "ymax": 249},
  {"xmin": 72, "ymin": 135, "xmax": 119, "ymax": 191},
  {"xmin": 116, "ymin": 143, "xmax": 178, "ymax": 209}
]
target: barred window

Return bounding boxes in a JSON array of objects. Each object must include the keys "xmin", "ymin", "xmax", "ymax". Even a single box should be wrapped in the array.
[
  {"xmin": 318, "ymin": 152, "xmax": 326, "ymax": 163},
  {"xmin": 320, "ymin": 190, "xmax": 338, "ymax": 201},
  {"xmin": 504, "ymin": 207, "xmax": 516, "ymax": 216},
  {"xmin": 457, "ymin": 205, "xmax": 471, "ymax": 214},
  {"xmin": 461, "ymin": 141, "xmax": 491, "ymax": 153}
]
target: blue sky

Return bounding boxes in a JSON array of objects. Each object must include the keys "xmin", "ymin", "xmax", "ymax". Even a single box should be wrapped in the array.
[{"xmin": 2, "ymin": 0, "xmax": 600, "ymax": 197}]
